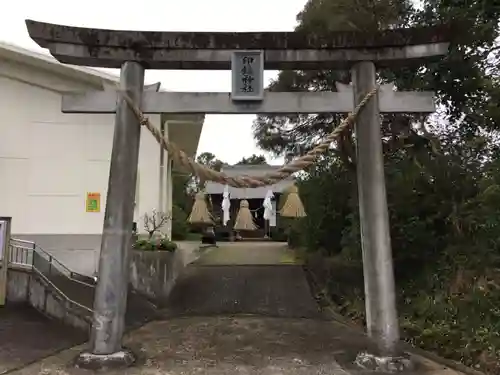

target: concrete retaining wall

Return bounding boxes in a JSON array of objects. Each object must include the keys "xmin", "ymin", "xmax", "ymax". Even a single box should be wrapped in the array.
[
  {"xmin": 129, "ymin": 249, "xmax": 185, "ymax": 305},
  {"xmin": 6, "ymin": 267, "xmax": 31, "ymax": 303},
  {"xmin": 3, "ymin": 244, "xmax": 195, "ymax": 331},
  {"xmin": 5, "ymin": 266, "xmax": 90, "ymax": 331}
]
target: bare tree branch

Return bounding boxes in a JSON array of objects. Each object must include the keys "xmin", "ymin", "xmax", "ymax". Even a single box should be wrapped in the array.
[{"xmin": 143, "ymin": 209, "xmax": 172, "ymax": 239}]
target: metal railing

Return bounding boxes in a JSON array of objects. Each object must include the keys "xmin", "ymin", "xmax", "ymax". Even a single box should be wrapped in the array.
[
  {"xmin": 8, "ymin": 238, "xmax": 96, "ymax": 314},
  {"xmin": 9, "ymin": 238, "xmax": 34, "ymax": 266}
]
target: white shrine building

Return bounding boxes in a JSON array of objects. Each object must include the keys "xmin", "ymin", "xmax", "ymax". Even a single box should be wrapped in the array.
[{"xmin": 0, "ymin": 41, "xmax": 204, "ymax": 273}]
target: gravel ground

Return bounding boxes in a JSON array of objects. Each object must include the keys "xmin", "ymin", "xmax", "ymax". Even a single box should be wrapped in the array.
[
  {"xmin": 3, "ymin": 243, "xmax": 466, "ymax": 375},
  {"xmin": 9, "ymin": 316, "xmax": 462, "ymax": 375},
  {"xmin": 0, "ymin": 305, "xmax": 86, "ymax": 374}
]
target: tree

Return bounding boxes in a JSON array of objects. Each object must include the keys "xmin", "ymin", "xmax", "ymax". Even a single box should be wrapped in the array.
[
  {"xmin": 194, "ymin": 152, "xmax": 226, "ymax": 190},
  {"xmin": 172, "ymin": 152, "xmax": 227, "ymax": 228},
  {"xmin": 236, "ymin": 154, "xmax": 268, "ymax": 165},
  {"xmin": 172, "ymin": 172, "xmax": 193, "ymax": 214},
  {"xmin": 196, "ymin": 152, "xmax": 225, "ymax": 170},
  {"xmin": 253, "ymin": 0, "xmax": 500, "ymax": 161},
  {"xmin": 251, "ymin": 0, "xmax": 500, "ymax": 372},
  {"xmin": 143, "ymin": 209, "xmax": 170, "ymax": 239},
  {"xmin": 253, "ymin": 0, "xmax": 414, "ymax": 163},
  {"xmin": 171, "ymin": 204, "xmax": 189, "ymax": 240}
]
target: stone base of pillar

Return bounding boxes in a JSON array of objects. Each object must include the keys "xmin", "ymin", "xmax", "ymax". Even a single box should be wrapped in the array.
[
  {"xmin": 355, "ymin": 351, "xmax": 414, "ymax": 373},
  {"xmin": 74, "ymin": 349, "xmax": 136, "ymax": 370}
]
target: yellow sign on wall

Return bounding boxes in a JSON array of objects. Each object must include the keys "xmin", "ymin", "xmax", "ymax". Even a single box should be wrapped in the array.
[{"xmin": 86, "ymin": 192, "xmax": 101, "ymax": 213}]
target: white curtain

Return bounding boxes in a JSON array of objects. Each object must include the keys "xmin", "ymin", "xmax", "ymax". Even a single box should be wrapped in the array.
[
  {"xmin": 263, "ymin": 189, "xmax": 274, "ymax": 222},
  {"xmin": 222, "ymin": 185, "xmax": 231, "ymax": 226},
  {"xmin": 270, "ymin": 201, "xmax": 277, "ymax": 227}
]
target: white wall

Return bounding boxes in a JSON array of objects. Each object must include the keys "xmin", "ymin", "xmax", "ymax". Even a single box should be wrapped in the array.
[{"xmin": 0, "ymin": 64, "xmax": 165, "ymax": 235}]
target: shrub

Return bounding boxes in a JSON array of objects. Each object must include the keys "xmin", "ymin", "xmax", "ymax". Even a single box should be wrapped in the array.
[
  {"xmin": 171, "ymin": 205, "xmax": 189, "ymax": 240},
  {"xmin": 133, "ymin": 238, "xmax": 177, "ymax": 252},
  {"xmin": 270, "ymin": 227, "xmax": 287, "ymax": 242}
]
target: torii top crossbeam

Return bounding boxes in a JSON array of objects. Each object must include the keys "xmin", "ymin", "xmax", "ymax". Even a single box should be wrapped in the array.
[{"xmin": 25, "ymin": 20, "xmax": 452, "ymax": 70}]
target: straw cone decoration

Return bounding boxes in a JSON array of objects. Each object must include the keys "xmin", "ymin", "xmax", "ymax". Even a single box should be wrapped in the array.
[
  {"xmin": 280, "ymin": 185, "xmax": 306, "ymax": 218},
  {"xmin": 187, "ymin": 192, "xmax": 213, "ymax": 224},
  {"xmin": 234, "ymin": 200, "xmax": 257, "ymax": 230}
]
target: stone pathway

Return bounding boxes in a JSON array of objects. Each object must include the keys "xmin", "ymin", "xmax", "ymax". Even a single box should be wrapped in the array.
[{"xmin": 4, "ymin": 242, "xmax": 468, "ymax": 375}]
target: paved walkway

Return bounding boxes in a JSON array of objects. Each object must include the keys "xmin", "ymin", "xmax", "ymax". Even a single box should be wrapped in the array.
[
  {"xmin": 10, "ymin": 316, "xmax": 461, "ymax": 375},
  {"xmin": 192, "ymin": 242, "xmax": 299, "ymax": 266},
  {"xmin": 0, "ymin": 305, "xmax": 86, "ymax": 374},
  {"xmin": 5, "ymin": 242, "xmax": 467, "ymax": 375},
  {"xmin": 167, "ymin": 242, "xmax": 317, "ymax": 318},
  {"xmin": 0, "ymin": 240, "xmax": 199, "ymax": 374}
]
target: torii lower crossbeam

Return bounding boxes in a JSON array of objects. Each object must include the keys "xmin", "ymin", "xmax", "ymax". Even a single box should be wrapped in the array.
[{"xmin": 62, "ymin": 89, "xmax": 436, "ymax": 115}]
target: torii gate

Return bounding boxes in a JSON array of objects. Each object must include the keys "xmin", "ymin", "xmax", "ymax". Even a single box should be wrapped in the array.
[{"xmin": 25, "ymin": 19, "xmax": 451, "ymax": 370}]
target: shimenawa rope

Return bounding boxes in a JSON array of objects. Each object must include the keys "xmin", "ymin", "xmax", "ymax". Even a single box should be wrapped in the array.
[
  {"xmin": 119, "ymin": 86, "xmax": 377, "ymax": 223},
  {"xmin": 121, "ymin": 88, "xmax": 378, "ymax": 188}
]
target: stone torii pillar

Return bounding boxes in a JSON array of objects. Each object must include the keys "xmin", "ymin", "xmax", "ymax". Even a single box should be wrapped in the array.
[
  {"xmin": 88, "ymin": 61, "xmax": 145, "ymax": 368},
  {"xmin": 25, "ymin": 19, "xmax": 451, "ymax": 370}
]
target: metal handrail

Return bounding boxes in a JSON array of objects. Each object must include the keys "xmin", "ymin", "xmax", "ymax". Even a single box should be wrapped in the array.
[
  {"xmin": 10, "ymin": 238, "xmax": 35, "ymax": 246},
  {"xmin": 32, "ymin": 268, "xmax": 93, "ymax": 314},
  {"xmin": 8, "ymin": 238, "xmax": 96, "ymax": 314},
  {"xmin": 41, "ymin": 251, "xmax": 95, "ymax": 288},
  {"xmin": 9, "ymin": 240, "xmax": 33, "ymax": 265},
  {"xmin": 9, "ymin": 238, "xmax": 95, "ymax": 287},
  {"xmin": 32, "ymin": 244, "xmax": 95, "ymax": 287}
]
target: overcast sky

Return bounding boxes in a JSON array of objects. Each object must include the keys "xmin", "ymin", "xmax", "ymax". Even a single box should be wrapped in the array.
[{"xmin": 0, "ymin": 0, "xmax": 308, "ymax": 164}]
